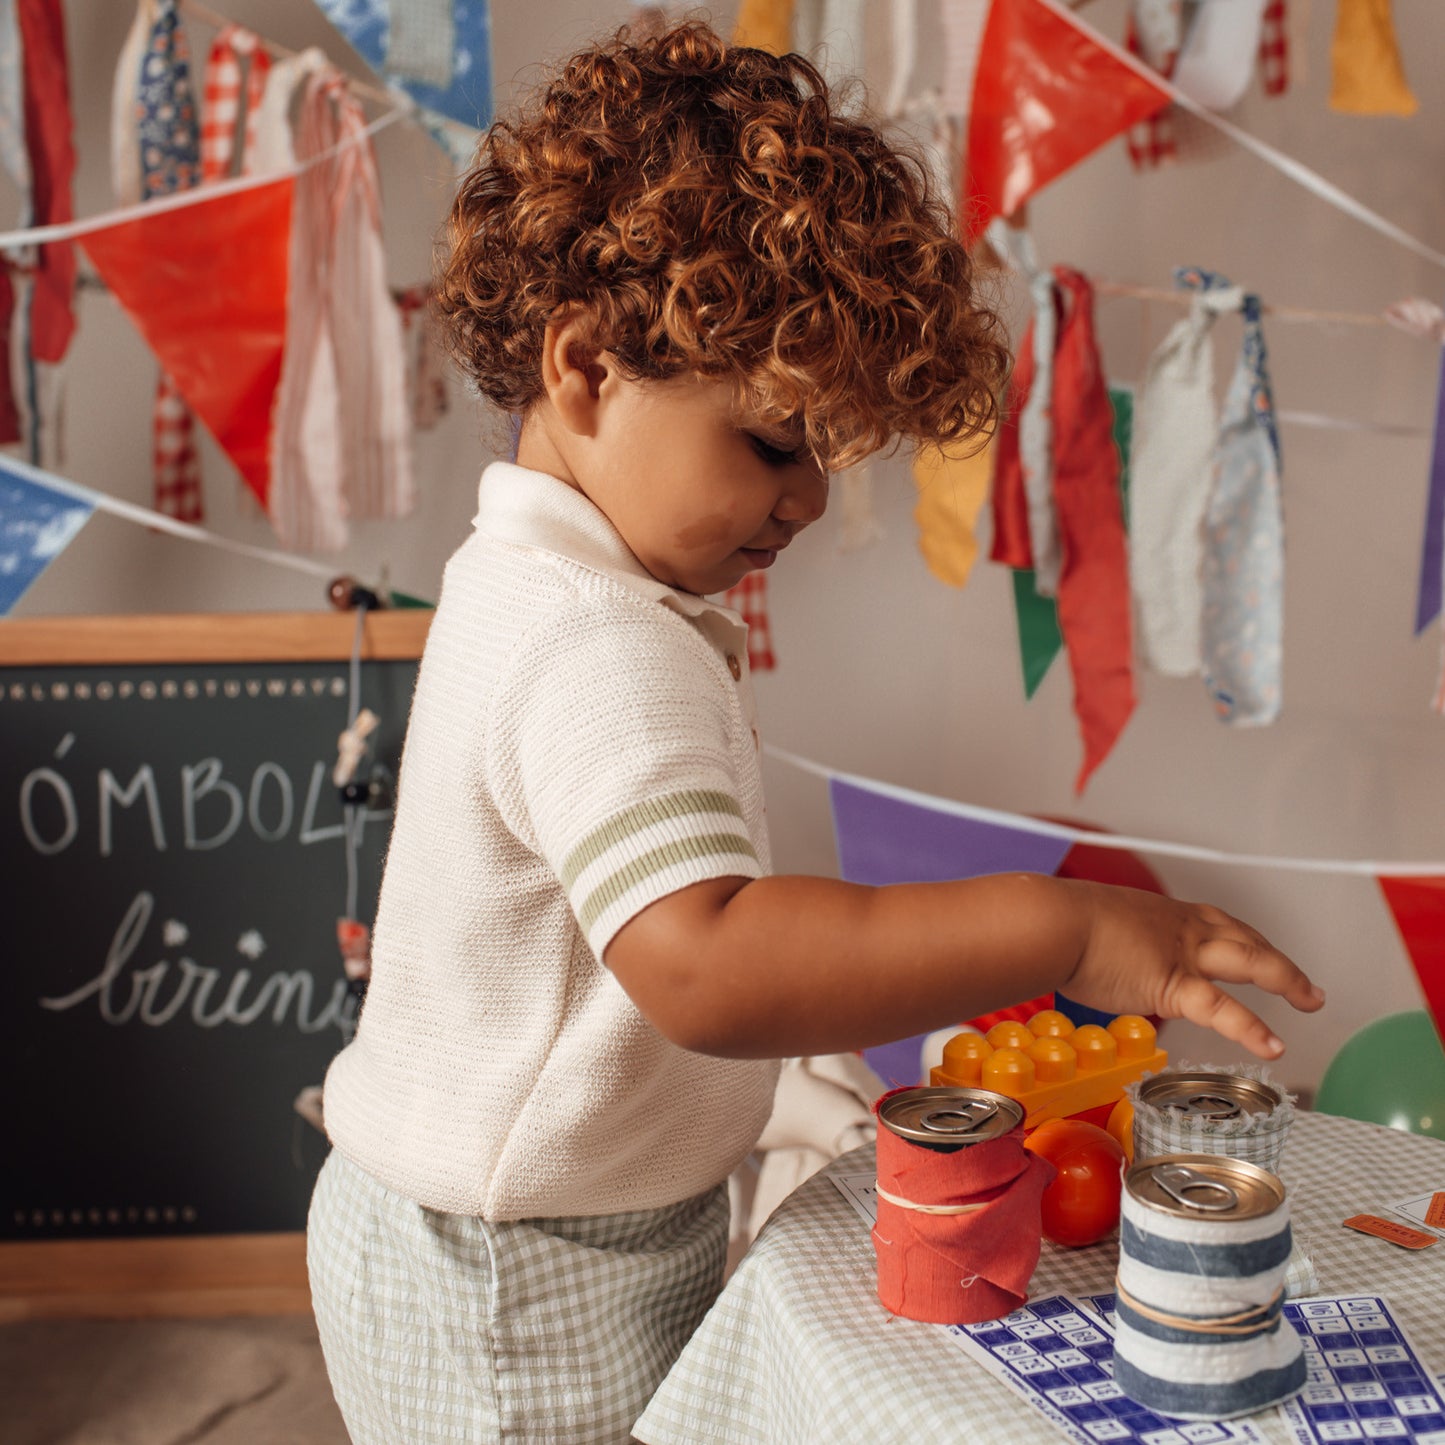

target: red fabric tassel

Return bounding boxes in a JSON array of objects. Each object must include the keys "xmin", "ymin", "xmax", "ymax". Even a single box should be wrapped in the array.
[
  {"xmin": 0, "ymin": 269, "xmax": 20, "ymax": 444},
  {"xmin": 722, "ymin": 571, "xmax": 777, "ymax": 671},
  {"xmin": 989, "ymin": 322, "xmax": 1036, "ymax": 570},
  {"xmin": 1050, "ymin": 268, "xmax": 1137, "ymax": 793},
  {"xmin": 17, "ymin": 0, "xmax": 76, "ymax": 364},
  {"xmin": 872, "ymin": 1090, "xmax": 1054, "ymax": 1325}
]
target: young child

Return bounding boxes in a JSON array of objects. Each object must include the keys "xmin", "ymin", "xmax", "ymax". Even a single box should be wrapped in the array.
[{"xmin": 307, "ymin": 23, "xmax": 1324, "ymax": 1444}]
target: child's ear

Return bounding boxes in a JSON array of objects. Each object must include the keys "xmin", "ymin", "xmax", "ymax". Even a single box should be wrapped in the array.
[{"xmin": 539, "ymin": 317, "xmax": 611, "ymax": 436}]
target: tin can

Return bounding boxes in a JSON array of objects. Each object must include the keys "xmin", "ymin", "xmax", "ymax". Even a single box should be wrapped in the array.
[
  {"xmin": 1114, "ymin": 1152, "xmax": 1304, "ymax": 1420},
  {"xmin": 876, "ymin": 1086, "xmax": 1024, "ymax": 1153},
  {"xmin": 1137, "ymin": 1072, "xmax": 1282, "ymax": 1123}
]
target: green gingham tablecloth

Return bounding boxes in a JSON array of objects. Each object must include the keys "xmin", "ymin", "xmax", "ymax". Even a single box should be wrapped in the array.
[{"xmin": 634, "ymin": 1112, "xmax": 1445, "ymax": 1445}]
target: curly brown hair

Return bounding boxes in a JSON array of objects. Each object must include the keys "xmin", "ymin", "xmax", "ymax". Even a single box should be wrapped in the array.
[{"xmin": 436, "ymin": 22, "xmax": 1009, "ymax": 470}]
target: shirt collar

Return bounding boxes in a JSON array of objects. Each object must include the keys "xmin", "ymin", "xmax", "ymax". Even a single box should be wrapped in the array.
[{"xmin": 473, "ymin": 462, "xmax": 747, "ymax": 634}]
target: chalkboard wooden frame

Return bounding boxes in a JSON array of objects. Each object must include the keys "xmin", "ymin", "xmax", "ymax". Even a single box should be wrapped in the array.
[{"xmin": 0, "ymin": 610, "xmax": 431, "ymax": 1321}]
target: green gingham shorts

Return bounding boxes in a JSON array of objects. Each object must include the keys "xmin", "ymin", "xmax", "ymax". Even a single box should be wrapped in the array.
[{"xmin": 307, "ymin": 1150, "xmax": 729, "ymax": 1444}]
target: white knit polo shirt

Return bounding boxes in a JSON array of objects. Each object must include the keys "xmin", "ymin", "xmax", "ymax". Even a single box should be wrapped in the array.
[{"xmin": 321, "ymin": 462, "xmax": 781, "ymax": 1220}]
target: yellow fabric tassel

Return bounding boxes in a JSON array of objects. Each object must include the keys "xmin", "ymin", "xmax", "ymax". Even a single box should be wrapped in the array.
[
  {"xmin": 1330, "ymin": 0, "xmax": 1417, "ymax": 116},
  {"xmin": 912, "ymin": 435, "xmax": 995, "ymax": 588},
  {"xmin": 733, "ymin": 0, "xmax": 796, "ymax": 54}
]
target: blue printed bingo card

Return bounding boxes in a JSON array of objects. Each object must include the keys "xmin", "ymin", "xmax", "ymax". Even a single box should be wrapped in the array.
[
  {"xmin": 947, "ymin": 1294, "xmax": 1265, "ymax": 1445},
  {"xmin": 1281, "ymin": 1296, "xmax": 1445, "ymax": 1445}
]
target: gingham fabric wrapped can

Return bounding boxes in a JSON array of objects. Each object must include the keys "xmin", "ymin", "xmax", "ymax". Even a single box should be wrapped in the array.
[
  {"xmin": 1128, "ymin": 1065, "xmax": 1317, "ymax": 1296},
  {"xmin": 1129, "ymin": 1065, "xmax": 1292, "ymax": 1170}
]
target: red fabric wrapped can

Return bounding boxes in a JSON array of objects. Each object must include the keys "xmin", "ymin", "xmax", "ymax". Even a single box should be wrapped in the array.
[{"xmin": 872, "ymin": 1086, "xmax": 1055, "ymax": 1324}]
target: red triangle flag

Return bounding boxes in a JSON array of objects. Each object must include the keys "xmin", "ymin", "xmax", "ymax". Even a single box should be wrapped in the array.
[
  {"xmin": 1378, "ymin": 876, "xmax": 1445, "ymax": 1040},
  {"xmin": 964, "ymin": 0, "xmax": 1170, "ymax": 240},
  {"xmin": 80, "ymin": 178, "xmax": 293, "ymax": 508}
]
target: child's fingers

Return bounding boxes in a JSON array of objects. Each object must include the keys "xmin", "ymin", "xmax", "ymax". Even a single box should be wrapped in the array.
[
  {"xmin": 1167, "ymin": 973, "xmax": 1287, "ymax": 1059},
  {"xmin": 1194, "ymin": 931, "xmax": 1325, "ymax": 1012}
]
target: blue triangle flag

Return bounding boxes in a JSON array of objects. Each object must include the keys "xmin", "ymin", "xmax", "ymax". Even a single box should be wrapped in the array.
[{"xmin": 0, "ymin": 458, "xmax": 94, "ymax": 615}]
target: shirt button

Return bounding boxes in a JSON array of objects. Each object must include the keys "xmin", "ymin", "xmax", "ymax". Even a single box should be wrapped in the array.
[{"xmin": 726, "ymin": 653, "xmax": 742, "ymax": 680}]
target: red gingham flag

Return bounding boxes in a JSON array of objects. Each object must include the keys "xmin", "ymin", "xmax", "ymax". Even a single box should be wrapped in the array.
[
  {"xmin": 1123, "ymin": 20, "xmax": 1177, "ymax": 170},
  {"xmin": 1257, "ymin": 0, "xmax": 1289, "ymax": 97},
  {"xmin": 201, "ymin": 25, "xmax": 272, "ymax": 183},
  {"xmin": 723, "ymin": 572, "xmax": 777, "ymax": 671},
  {"xmin": 153, "ymin": 370, "xmax": 203, "ymax": 522}
]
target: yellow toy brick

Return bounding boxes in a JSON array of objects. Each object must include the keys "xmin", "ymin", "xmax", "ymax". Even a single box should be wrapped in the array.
[{"xmin": 929, "ymin": 1009, "xmax": 1167, "ymax": 1129}]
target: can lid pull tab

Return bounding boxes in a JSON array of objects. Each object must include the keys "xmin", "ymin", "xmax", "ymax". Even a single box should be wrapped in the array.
[
  {"xmin": 1172, "ymin": 1092, "xmax": 1243, "ymax": 1119},
  {"xmin": 1153, "ymin": 1163, "xmax": 1240, "ymax": 1212},
  {"xmin": 918, "ymin": 1099, "xmax": 999, "ymax": 1136}
]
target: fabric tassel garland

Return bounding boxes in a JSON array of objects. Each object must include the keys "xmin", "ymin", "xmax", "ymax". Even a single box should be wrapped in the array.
[
  {"xmin": 1330, "ymin": 0, "xmax": 1416, "ymax": 117},
  {"xmin": 0, "ymin": 0, "xmax": 26, "ymax": 444},
  {"xmin": 1201, "ymin": 295, "xmax": 1284, "ymax": 725},
  {"xmin": 201, "ymin": 23, "xmax": 271, "ymax": 184},
  {"xmin": 1171, "ymin": 0, "xmax": 1269, "ymax": 112},
  {"xmin": 989, "ymin": 320, "xmax": 1036, "ymax": 571},
  {"xmin": 912, "ymin": 437, "xmax": 992, "ymax": 587},
  {"xmin": 732, "ymin": 0, "xmax": 794, "ymax": 53},
  {"xmin": 721, "ymin": 572, "xmax": 776, "ymax": 672},
  {"xmin": 1130, "ymin": 268, "xmax": 1243, "ymax": 678},
  {"xmin": 872, "ymin": 1087, "xmax": 1054, "ymax": 1324},
  {"xmin": 264, "ymin": 61, "xmax": 415, "ymax": 551},
  {"xmin": 1050, "ymin": 269, "xmax": 1137, "ymax": 792},
  {"xmin": 119, "ymin": 0, "xmax": 204, "ymax": 522}
]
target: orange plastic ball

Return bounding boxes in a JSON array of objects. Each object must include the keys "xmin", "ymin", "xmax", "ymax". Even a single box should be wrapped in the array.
[{"xmin": 1105, "ymin": 1096, "xmax": 1135, "ymax": 1164}]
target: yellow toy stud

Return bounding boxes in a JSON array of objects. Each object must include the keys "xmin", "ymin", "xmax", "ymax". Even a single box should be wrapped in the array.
[
  {"xmin": 1106, "ymin": 1014, "xmax": 1156, "ymax": 1060},
  {"xmin": 1027, "ymin": 1009, "xmax": 1076, "ymax": 1039},
  {"xmin": 938, "ymin": 1030, "xmax": 992, "ymax": 1087},
  {"xmin": 1071, "ymin": 1024, "xmax": 1118, "ymax": 1072},
  {"xmin": 986, "ymin": 1020, "xmax": 1035, "ymax": 1052},
  {"xmin": 1027, "ymin": 1036, "xmax": 1077, "ymax": 1083},
  {"xmin": 982, "ymin": 1046, "xmax": 1036, "ymax": 1096}
]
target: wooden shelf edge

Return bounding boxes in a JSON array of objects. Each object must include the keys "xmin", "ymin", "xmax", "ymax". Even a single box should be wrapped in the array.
[
  {"xmin": 0, "ymin": 1233, "xmax": 311, "ymax": 1321},
  {"xmin": 0, "ymin": 610, "xmax": 432, "ymax": 665}
]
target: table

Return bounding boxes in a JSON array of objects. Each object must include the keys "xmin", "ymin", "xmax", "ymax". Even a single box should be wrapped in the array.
[{"xmin": 634, "ymin": 1112, "xmax": 1445, "ymax": 1444}]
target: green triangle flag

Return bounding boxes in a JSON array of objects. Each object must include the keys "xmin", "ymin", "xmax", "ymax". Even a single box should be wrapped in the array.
[{"xmin": 1011, "ymin": 385, "xmax": 1134, "ymax": 699}]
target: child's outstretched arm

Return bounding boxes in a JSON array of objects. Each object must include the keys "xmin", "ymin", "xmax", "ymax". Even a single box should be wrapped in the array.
[{"xmin": 605, "ymin": 873, "xmax": 1324, "ymax": 1062}]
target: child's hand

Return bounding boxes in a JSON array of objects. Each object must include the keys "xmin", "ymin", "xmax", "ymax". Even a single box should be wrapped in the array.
[{"xmin": 1059, "ymin": 880, "xmax": 1325, "ymax": 1059}]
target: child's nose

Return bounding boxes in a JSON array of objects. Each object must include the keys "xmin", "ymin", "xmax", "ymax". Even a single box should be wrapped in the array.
[{"xmin": 775, "ymin": 470, "xmax": 829, "ymax": 526}]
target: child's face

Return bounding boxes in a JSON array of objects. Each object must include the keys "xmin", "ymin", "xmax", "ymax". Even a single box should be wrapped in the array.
[{"xmin": 530, "ymin": 369, "xmax": 830, "ymax": 597}]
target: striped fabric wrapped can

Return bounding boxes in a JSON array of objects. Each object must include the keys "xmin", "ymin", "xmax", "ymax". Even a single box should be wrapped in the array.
[{"xmin": 1113, "ymin": 1155, "xmax": 1307, "ymax": 1421}]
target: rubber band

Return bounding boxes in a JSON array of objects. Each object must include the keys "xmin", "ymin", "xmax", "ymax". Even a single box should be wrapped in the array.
[
  {"xmin": 874, "ymin": 1182, "xmax": 986, "ymax": 1216},
  {"xmin": 1115, "ymin": 1279, "xmax": 1285, "ymax": 1336}
]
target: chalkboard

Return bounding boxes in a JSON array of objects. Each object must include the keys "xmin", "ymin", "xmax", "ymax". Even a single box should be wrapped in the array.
[{"xmin": 0, "ymin": 612, "xmax": 430, "ymax": 1246}]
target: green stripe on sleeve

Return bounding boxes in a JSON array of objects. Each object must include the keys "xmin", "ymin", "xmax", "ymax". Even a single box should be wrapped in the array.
[
  {"xmin": 576, "ymin": 833, "xmax": 759, "ymax": 935},
  {"xmin": 560, "ymin": 790, "xmax": 746, "ymax": 889}
]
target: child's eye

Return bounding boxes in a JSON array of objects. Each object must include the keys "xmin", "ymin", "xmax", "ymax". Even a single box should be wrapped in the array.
[{"xmin": 749, "ymin": 434, "xmax": 803, "ymax": 467}]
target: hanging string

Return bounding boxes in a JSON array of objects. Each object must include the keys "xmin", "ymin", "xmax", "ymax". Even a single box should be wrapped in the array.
[
  {"xmin": 1, "ymin": 450, "xmax": 337, "ymax": 580},
  {"xmin": 344, "ymin": 604, "xmax": 367, "ymax": 922},
  {"xmin": 763, "ymin": 744, "xmax": 1445, "ymax": 877}
]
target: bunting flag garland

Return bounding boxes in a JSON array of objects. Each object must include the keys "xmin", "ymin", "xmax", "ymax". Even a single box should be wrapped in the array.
[
  {"xmin": 1379, "ymin": 878, "xmax": 1445, "ymax": 1046},
  {"xmin": 313, "ymin": 0, "xmax": 493, "ymax": 158},
  {"xmin": 0, "ymin": 0, "xmax": 28, "ymax": 445},
  {"xmin": 124, "ymin": 0, "xmax": 205, "ymax": 523},
  {"xmin": 733, "ymin": 0, "xmax": 795, "ymax": 53},
  {"xmin": 0, "ymin": 452, "xmax": 91, "ymax": 614},
  {"xmin": 16, "ymin": 0, "xmax": 75, "ymax": 367},
  {"xmin": 1414, "ymin": 350, "xmax": 1445, "ymax": 636},
  {"xmin": 79, "ymin": 177, "xmax": 293, "ymax": 509},
  {"xmin": 266, "ymin": 68, "xmax": 414, "ymax": 551},
  {"xmin": 201, "ymin": 24, "xmax": 271, "ymax": 184},
  {"xmin": 722, "ymin": 572, "xmax": 777, "ymax": 671},
  {"xmin": 1129, "ymin": 268, "xmax": 1242, "ymax": 678},
  {"xmin": 1049, "ymin": 268, "xmax": 1137, "ymax": 792},
  {"xmin": 1201, "ymin": 294, "xmax": 1285, "ymax": 726},
  {"xmin": 1330, "ymin": 0, "xmax": 1417, "ymax": 117},
  {"xmin": 963, "ymin": 0, "xmax": 1170, "ymax": 240},
  {"xmin": 1258, "ymin": 0, "xmax": 1290, "ymax": 96},
  {"xmin": 1011, "ymin": 387, "xmax": 1134, "ymax": 700},
  {"xmin": 989, "ymin": 320, "xmax": 1036, "ymax": 570},
  {"xmin": 912, "ymin": 435, "xmax": 994, "ymax": 588},
  {"xmin": 1171, "ymin": 0, "xmax": 1269, "ymax": 112}
]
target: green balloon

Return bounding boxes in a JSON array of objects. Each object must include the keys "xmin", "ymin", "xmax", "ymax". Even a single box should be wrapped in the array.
[{"xmin": 1316, "ymin": 1011, "xmax": 1445, "ymax": 1141}]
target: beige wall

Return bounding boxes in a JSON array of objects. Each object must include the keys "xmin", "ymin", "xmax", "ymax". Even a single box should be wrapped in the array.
[{"xmin": 14, "ymin": 0, "xmax": 1444, "ymax": 1092}]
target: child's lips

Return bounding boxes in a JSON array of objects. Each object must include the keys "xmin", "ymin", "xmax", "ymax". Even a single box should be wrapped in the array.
[{"xmin": 740, "ymin": 546, "xmax": 780, "ymax": 568}]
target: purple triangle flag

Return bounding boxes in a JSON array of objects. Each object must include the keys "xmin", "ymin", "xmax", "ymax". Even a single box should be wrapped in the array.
[
  {"xmin": 1415, "ymin": 346, "xmax": 1445, "ymax": 634},
  {"xmin": 828, "ymin": 776, "xmax": 1073, "ymax": 1086}
]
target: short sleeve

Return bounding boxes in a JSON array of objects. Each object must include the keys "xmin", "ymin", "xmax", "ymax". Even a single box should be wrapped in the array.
[{"xmin": 486, "ymin": 603, "xmax": 764, "ymax": 959}]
